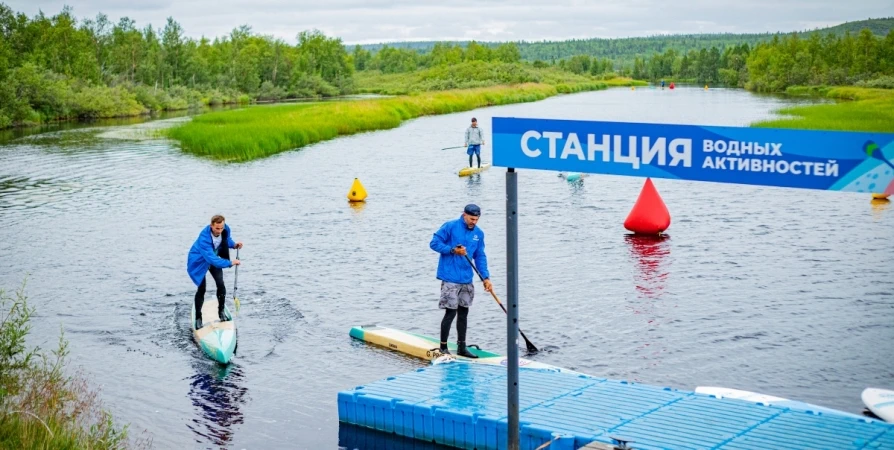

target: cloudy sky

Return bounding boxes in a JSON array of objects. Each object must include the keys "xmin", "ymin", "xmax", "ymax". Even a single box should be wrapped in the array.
[{"xmin": 7, "ymin": 0, "xmax": 893, "ymax": 44}]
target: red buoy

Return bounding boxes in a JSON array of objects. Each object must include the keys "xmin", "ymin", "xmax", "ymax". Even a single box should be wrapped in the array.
[
  {"xmin": 669, "ymin": 82, "xmax": 675, "ymax": 90},
  {"xmin": 624, "ymin": 178, "xmax": 671, "ymax": 235}
]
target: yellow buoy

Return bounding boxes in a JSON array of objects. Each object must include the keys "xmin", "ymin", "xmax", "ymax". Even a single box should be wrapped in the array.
[
  {"xmin": 631, "ymin": 86, "xmax": 635, "ymax": 91},
  {"xmin": 704, "ymin": 85, "xmax": 709, "ymax": 90},
  {"xmin": 872, "ymin": 192, "xmax": 891, "ymax": 200},
  {"xmin": 347, "ymin": 178, "xmax": 367, "ymax": 202}
]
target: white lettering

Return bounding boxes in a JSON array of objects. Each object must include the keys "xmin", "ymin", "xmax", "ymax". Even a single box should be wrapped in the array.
[
  {"xmin": 727, "ymin": 142, "xmax": 741, "ymax": 156},
  {"xmin": 715, "ymin": 140, "xmax": 728, "ymax": 154},
  {"xmin": 587, "ymin": 134, "xmax": 611, "ymax": 162},
  {"xmin": 826, "ymin": 160, "xmax": 838, "ymax": 177},
  {"xmin": 521, "ymin": 130, "xmax": 542, "ymax": 157},
  {"xmin": 543, "ymin": 131, "xmax": 562, "ymax": 158},
  {"xmin": 560, "ymin": 133, "xmax": 585, "ymax": 160},
  {"xmin": 614, "ymin": 135, "xmax": 639, "ymax": 168},
  {"xmin": 770, "ymin": 143, "xmax": 783, "ymax": 156},
  {"xmin": 641, "ymin": 137, "xmax": 667, "ymax": 166},
  {"xmin": 669, "ymin": 139, "xmax": 692, "ymax": 167}
]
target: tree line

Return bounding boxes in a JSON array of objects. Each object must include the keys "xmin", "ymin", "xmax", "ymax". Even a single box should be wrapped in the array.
[
  {"xmin": 0, "ymin": 3, "xmax": 353, "ymax": 127},
  {"xmin": 618, "ymin": 29, "xmax": 894, "ymax": 90},
  {"xmin": 1, "ymin": 2, "xmax": 891, "ymax": 130}
]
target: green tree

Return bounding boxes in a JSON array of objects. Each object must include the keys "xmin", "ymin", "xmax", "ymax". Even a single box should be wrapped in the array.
[{"xmin": 494, "ymin": 43, "xmax": 521, "ymax": 63}]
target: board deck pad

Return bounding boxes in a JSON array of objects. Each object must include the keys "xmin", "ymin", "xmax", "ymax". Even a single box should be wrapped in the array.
[{"xmin": 349, "ymin": 325, "xmax": 577, "ymax": 373}]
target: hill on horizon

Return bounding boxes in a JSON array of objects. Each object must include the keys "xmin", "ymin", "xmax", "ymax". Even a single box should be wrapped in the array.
[{"xmin": 353, "ymin": 17, "xmax": 894, "ymax": 64}]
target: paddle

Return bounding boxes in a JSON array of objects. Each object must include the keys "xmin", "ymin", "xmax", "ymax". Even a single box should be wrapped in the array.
[
  {"xmin": 462, "ymin": 253, "xmax": 538, "ymax": 353},
  {"xmin": 233, "ymin": 248, "xmax": 240, "ymax": 312},
  {"xmin": 441, "ymin": 145, "xmax": 466, "ymax": 151},
  {"xmin": 864, "ymin": 140, "xmax": 894, "ymax": 171}
]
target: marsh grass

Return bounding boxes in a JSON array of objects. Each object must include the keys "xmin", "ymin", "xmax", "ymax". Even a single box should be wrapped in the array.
[
  {"xmin": 167, "ymin": 83, "xmax": 636, "ymax": 162},
  {"xmin": 754, "ymin": 87, "xmax": 894, "ymax": 132}
]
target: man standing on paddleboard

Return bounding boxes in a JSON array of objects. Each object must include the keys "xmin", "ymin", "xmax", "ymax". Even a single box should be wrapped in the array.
[
  {"xmin": 430, "ymin": 204, "xmax": 493, "ymax": 358},
  {"xmin": 187, "ymin": 215, "xmax": 243, "ymax": 330},
  {"xmin": 465, "ymin": 118, "xmax": 485, "ymax": 169}
]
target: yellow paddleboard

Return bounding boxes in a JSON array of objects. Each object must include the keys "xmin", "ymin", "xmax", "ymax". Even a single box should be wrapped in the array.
[
  {"xmin": 349, "ymin": 325, "xmax": 576, "ymax": 373},
  {"xmin": 458, "ymin": 163, "xmax": 491, "ymax": 177}
]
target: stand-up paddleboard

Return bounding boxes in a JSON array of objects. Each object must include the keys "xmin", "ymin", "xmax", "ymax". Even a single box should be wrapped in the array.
[
  {"xmin": 350, "ymin": 325, "xmax": 575, "ymax": 373},
  {"xmin": 458, "ymin": 163, "xmax": 491, "ymax": 177},
  {"xmin": 863, "ymin": 388, "xmax": 894, "ymax": 422},
  {"xmin": 696, "ymin": 386, "xmax": 868, "ymax": 420},
  {"xmin": 191, "ymin": 297, "xmax": 236, "ymax": 364}
]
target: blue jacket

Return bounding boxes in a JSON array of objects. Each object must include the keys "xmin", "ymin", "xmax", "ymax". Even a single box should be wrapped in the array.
[
  {"xmin": 430, "ymin": 216, "xmax": 489, "ymax": 284},
  {"xmin": 187, "ymin": 224, "xmax": 236, "ymax": 286}
]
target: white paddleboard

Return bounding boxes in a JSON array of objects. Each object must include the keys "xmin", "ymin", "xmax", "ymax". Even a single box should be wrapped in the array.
[
  {"xmin": 696, "ymin": 386, "xmax": 867, "ymax": 420},
  {"xmin": 862, "ymin": 388, "xmax": 894, "ymax": 422},
  {"xmin": 191, "ymin": 296, "xmax": 237, "ymax": 364}
]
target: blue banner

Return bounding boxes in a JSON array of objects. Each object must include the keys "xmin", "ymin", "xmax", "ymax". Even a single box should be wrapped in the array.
[{"xmin": 492, "ymin": 118, "xmax": 894, "ymax": 194}]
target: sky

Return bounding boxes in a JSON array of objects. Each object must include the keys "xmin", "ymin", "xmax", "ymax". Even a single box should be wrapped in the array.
[{"xmin": 6, "ymin": 0, "xmax": 893, "ymax": 45}]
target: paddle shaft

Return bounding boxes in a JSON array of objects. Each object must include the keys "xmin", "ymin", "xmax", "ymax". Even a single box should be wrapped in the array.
[
  {"xmin": 441, "ymin": 145, "xmax": 466, "ymax": 151},
  {"xmin": 233, "ymin": 249, "xmax": 239, "ymax": 301},
  {"xmin": 462, "ymin": 253, "xmax": 538, "ymax": 352}
]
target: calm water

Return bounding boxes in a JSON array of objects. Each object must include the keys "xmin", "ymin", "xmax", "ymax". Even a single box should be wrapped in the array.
[{"xmin": 1, "ymin": 87, "xmax": 892, "ymax": 449}]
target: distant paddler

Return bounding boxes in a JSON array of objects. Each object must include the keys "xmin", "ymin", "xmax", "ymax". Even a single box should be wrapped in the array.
[
  {"xmin": 187, "ymin": 215, "xmax": 243, "ymax": 330},
  {"xmin": 465, "ymin": 117, "xmax": 485, "ymax": 169},
  {"xmin": 429, "ymin": 204, "xmax": 493, "ymax": 358}
]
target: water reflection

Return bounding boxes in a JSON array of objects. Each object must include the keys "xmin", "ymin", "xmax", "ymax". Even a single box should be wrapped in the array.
[
  {"xmin": 871, "ymin": 198, "xmax": 890, "ymax": 221},
  {"xmin": 624, "ymin": 234, "xmax": 672, "ymax": 372},
  {"xmin": 625, "ymin": 234, "xmax": 671, "ymax": 300},
  {"xmin": 339, "ymin": 422, "xmax": 452, "ymax": 450},
  {"xmin": 186, "ymin": 362, "xmax": 249, "ymax": 446},
  {"xmin": 349, "ymin": 201, "xmax": 367, "ymax": 216}
]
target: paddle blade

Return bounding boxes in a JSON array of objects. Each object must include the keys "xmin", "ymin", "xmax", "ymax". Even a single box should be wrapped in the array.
[
  {"xmin": 521, "ymin": 333, "xmax": 538, "ymax": 353},
  {"xmin": 234, "ymin": 296, "xmax": 240, "ymax": 312}
]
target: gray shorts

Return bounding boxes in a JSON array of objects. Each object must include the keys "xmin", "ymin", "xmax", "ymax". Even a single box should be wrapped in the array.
[{"xmin": 439, "ymin": 281, "xmax": 474, "ymax": 309}]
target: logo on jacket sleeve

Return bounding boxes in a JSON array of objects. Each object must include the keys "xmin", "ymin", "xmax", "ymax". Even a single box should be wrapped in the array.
[{"xmin": 473, "ymin": 234, "xmax": 480, "ymax": 241}]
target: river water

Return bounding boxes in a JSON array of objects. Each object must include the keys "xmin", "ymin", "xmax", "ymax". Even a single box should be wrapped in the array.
[{"xmin": 1, "ymin": 87, "xmax": 892, "ymax": 449}]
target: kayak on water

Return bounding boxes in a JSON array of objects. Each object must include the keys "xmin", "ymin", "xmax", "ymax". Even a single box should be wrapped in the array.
[
  {"xmin": 458, "ymin": 163, "xmax": 491, "ymax": 177},
  {"xmin": 191, "ymin": 297, "xmax": 237, "ymax": 364}
]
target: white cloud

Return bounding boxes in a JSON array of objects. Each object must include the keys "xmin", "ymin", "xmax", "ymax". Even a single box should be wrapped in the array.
[{"xmin": 5, "ymin": 0, "xmax": 891, "ymax": 44}]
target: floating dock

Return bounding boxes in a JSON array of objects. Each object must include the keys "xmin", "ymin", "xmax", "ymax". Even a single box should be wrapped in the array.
[{"xmin": 338, "ymin": 361, "xmax": 894, "ymax": 450}]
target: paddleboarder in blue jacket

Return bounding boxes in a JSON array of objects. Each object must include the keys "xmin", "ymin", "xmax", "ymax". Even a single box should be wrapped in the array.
[
  {"xmin": 430, "ymin": 204, "xmax": 493, "ymax": 358},
  {"xmin": 187, "ymin": 215, "xmax": 242, "ymax": 330}
]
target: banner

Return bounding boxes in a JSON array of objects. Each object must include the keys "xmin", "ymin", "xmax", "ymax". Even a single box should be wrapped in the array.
[{"xmin": 492, "ymin": 118, "xmax": 894, "ymax": 194}]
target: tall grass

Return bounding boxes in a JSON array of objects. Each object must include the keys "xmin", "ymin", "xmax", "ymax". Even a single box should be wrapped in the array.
[
  {"xmin": 168, "ymin": 83, "xmax": 625, "ymax": 162},
  {"xmin": 0, "ymin": 283, "xmax": 147, "ymax": 449},
  {"xmin": 754, "ymin": 87, "xmax": 894, "ymax": 132},
  {"xmin": 354, "ymin": 62, "xmax": 643, "ymax": 95}
]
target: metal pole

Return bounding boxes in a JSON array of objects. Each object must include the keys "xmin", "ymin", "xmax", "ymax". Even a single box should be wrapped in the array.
[{"xmin": 506, "ymin": 168, "xmax": 520, "ymax": 450}]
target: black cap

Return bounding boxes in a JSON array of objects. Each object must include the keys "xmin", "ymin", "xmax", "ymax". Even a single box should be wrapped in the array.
[
  {"xmin": 464, "ymin": 204, "xmax": 481, "ymax": 216},
  {"xmin": 471, "ymin": 117, "xmax": 477, "ymax": 122}
]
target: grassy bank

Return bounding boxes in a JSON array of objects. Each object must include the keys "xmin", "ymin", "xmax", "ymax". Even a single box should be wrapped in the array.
[
  {"xmin": 355, "ymin": 61, "xmax": 643, "ymax": 95},
  {"xmin": 753, "ymin": 86, "xmax": 894, "ymax": 132},
  {"xmin": 168, "ymin": 81, "xmax": 639, "ymax": 162},
  {"xmin": 0, "ymin": 284, "xmax": 146, "ymax": 449}
]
